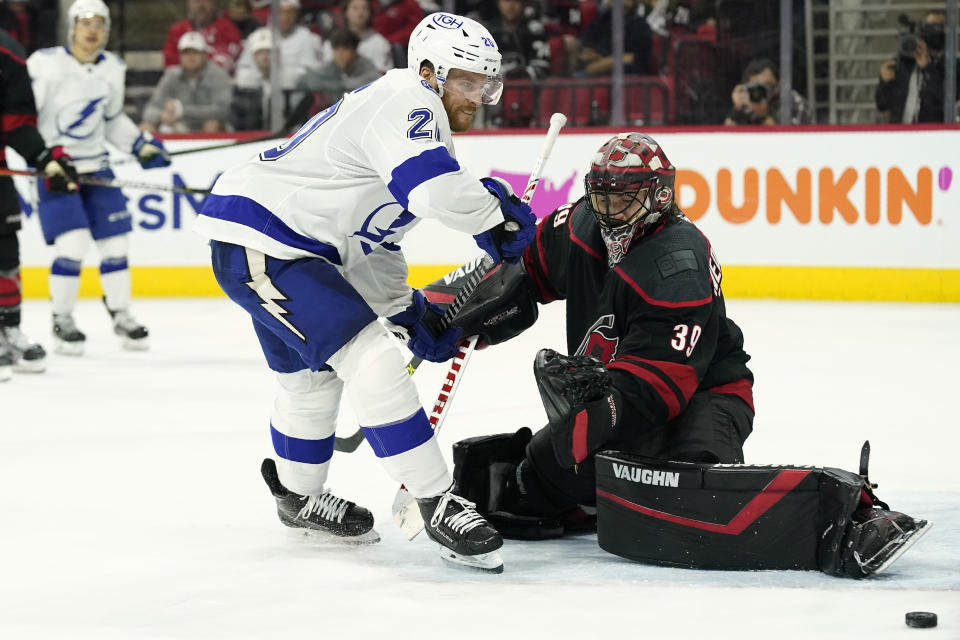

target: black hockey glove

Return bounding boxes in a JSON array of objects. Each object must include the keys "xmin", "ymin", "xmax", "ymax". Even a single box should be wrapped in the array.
[
  {"xmin": 386, "ymin": 290, "xmax": 463, "ymax": 363},
  {"xmin": 33, "ymin": 146, "xmax": 79, "ymax": 193},
  {"xmin": 473, "ymin": 177, "xmax": 537, "ymax": 264},
  {"xmin": 533, "ymin": 348, "xmax": 620, "ymax": 468}
]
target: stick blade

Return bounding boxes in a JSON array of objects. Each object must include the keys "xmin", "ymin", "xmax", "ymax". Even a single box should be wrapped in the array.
[{"xmin": 392, "ymin": 487, "xmax": 424, "ymax": 540}]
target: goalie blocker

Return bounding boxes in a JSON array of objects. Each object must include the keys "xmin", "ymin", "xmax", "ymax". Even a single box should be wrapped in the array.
[
  {"xmin": 594, "ymin": 444, "xmax": 931, "ymax": 577},
  {"xmin": 422, "ymin": 256, "xmax": 538, "ymax": 349}
]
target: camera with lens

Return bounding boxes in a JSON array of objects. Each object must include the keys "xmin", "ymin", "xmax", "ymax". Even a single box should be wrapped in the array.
[
  {"xmin": 745, "ymin": 83, "xmax": 768, "ymax": 103},
  {"xmin": 898, "ymin": 14, "xmax": 946, "ymax": 57}
]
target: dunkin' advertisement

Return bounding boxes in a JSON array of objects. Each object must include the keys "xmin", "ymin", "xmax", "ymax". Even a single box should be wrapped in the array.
[{"xmin": 13, "ymin": 127, "xmax": 959, "ymax": 301}]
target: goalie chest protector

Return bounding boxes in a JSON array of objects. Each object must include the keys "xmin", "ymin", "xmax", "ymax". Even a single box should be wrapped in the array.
[{"xmin": 595, "ymin": 451, "xmax": 863, "ymax": 571}]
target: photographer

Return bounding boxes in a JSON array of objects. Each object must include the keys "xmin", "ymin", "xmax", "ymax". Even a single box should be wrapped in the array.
[
  {"xmin": 724, "ymin": 57, "xmax": 811, "ymax": 125},
  {"xmin": 876, "ymin": 11, "xmax": 959, "ymax": 123}
]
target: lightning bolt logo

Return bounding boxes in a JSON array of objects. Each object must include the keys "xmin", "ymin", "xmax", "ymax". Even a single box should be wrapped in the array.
[
  {"xmin": 67, "ymin": 97, "xmax": 105, "ymax": 131},
  {"xmin": 244, "ymin": 248, "xmax": 306, "ymax": 342}
]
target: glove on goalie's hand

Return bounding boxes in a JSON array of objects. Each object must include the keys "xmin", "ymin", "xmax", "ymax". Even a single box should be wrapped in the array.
[
  {"xmin": 33, "ymin": 146, "xmax": 79, "ymax": 193},
  {"xmin": 533, "ymin": 348, "xmax": 619, "ymax": 468},
  {"xmin": 387, "ymin": 290, "xmax": 463, "ymax": 363},
  {"xmin": 473, "ymin": 177, "xmax": 537, "ymax": 264}
]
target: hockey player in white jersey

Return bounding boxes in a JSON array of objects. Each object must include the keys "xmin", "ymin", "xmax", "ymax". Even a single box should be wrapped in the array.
[
  {"xmin": 194, "ymin": 12, "xmax": 537, "ymax": 572},
  {"xmin": 26, "ymin": 0, "xmax": 172, "ymax": 355}
]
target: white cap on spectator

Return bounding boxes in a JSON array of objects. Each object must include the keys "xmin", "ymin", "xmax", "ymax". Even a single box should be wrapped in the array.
[
  {"xmin": 280, "ymin": 0, "xmax": 300, "ymax": 7},
  {"xmin": 249, "ymin": 28, "xmax": 273, "ymax": 53},
  {"xmin": 178, "ymin": 31, "xmax": 208, "ymax": 52}
]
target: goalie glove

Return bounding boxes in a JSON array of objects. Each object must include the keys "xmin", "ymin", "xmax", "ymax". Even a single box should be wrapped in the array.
[
  {"xmin": 32, "ymin": 146, "xmax": 79, "ymax": 193},
  {"xmin": 132, "ymin": 133, "xmax": 172, "ymax": 169},
  {"xmin": 533, "ymin": 348, "xmax": 620, "ymax": 468},
  {"xmin": 473, "ymin": 177, "xmax": 537, "ymax": 264},
  {"xmin": 386, "ymin": 290, "xmax": 463, "ymax": 363}
]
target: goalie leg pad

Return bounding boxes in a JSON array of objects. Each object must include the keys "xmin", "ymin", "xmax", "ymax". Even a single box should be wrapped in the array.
[{"xmin": 595, "ymin": 451, "xmax": 929, "ymax": 576}]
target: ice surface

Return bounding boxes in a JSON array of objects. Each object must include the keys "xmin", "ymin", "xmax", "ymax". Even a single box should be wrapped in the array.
[{"xmin": 2, "ymin": 298, "xmax": 958, "ymax": 639}]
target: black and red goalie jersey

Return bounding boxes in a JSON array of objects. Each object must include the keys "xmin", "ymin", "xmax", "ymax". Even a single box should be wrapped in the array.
[{"xmin": 522, "ymin": 196, "xmax": 754, "ymax": 434}]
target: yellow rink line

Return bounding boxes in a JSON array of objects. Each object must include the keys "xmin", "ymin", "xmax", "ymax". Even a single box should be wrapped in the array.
[{"xmin": 19, "ymin": 265, "xmax": 960, "ymax": 302}]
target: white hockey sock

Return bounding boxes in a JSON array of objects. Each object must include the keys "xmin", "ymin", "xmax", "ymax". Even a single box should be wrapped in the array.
[
  {"xmin": 96, "ymin": 235, "xmax": 131, "ymax": 311},
  {"xmin": 330, "ymin": 322, "xmax": 452, "ymax": 498},
  {"xmin": 50, "ymin": 229, "xmax": 91, "ymax": 316},
  {"xmin": 271, "ymin": 369, "xmax": 343, "ymax": 496}
]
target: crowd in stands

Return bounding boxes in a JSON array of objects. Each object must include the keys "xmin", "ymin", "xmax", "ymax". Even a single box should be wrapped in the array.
[{"xmin": 3, "ymin": 0, "xmax": 958, "ymax": 131}]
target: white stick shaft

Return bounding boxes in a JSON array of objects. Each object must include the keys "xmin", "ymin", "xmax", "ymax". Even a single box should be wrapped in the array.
[{"xmin": 520, "ymin": 112, "xmax": 568, "ymax": 205}]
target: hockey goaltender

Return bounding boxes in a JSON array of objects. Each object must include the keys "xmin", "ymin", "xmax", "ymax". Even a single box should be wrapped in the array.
[{"xmin": 428, "ymin": 132, "xmax": 930, "ymax": 578}]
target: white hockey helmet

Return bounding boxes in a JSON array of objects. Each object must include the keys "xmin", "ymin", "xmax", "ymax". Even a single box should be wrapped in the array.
[
  {"xmin": 68, "ymin": 0, "xmax": 111, "ymax": 47},
  {"xmin": 407, "ymin": 12, "xmax": 503, "ymax": 105}
]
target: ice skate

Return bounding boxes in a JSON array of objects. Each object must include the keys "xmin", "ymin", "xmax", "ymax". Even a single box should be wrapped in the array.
[
  {"xmin": 1, "ymin": 326, "xmax": 47, "ymax": 373},
  {"xmin": 844, "ymin": 508, "xmax": 932, "ymax": 578},
  {"xmin": 52, "ymin": 313, "xmax": 85, "ymax": 356},
  {"xmin": 0, "ymin": 342, "xmax": 12, "ymax": 381},
  {"xmin": 260, "ymin": 458, "xmax": 379, "ymax": 543},
  {"xmin": 418, "ymin": 486, "xmax": 504, "ymax": 573},
  {"xmin": 108, "ymin": 308, "xmax": 149, "ymax": 351}
]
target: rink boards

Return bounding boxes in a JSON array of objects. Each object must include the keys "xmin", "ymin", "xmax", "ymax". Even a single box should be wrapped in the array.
[{"xmin": 13, "ymin": 125, "xmax": 960, "ymax": 302}]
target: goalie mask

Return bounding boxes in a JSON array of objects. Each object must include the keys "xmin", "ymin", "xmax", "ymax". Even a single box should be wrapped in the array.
[
  {"xmin": 407, "ymin": 12, "xmax": 503, "ymax": 105},
  {"xmin": 585, "ymin": 133, "xmax": 676, "ymax": 266}
]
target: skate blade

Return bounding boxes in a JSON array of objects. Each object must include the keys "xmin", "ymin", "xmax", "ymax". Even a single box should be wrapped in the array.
[
  {"xmin": 286, "ymin": 526, "xmax": 381, "ymax": 545},
  {"xmin": 54, "ymin": 339, "xmax": 84, "ymax": 356},
  {"xmin": 392, "ymin": 488, "xmax": 424, "ymax": 540},
  {"xmin": 871, "ymin": 520, "xmax": 933, "ymax": 576},
  {"xmin": 121, "ymin": 337, "xmax": 149, "ymax": 351},
  {"xmin": 13, "ymin": 359, "xmax": 46, "ymax": 373},
  {"xmin": 437, "ymin": 547, "xmax": 504, "ymax": 574}
]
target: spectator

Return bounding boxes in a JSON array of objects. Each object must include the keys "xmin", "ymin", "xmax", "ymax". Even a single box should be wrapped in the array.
[
  {"xmin": 235, "ymin": 0, "xmax": 324, "ymax": 90},
  {"xmin": 163, "ymin": 0, "xmax": 244, "ymax": 73},
  {"xmin": 142, "ymin": 31, "xmax": 233, "ymax": 134},
  {"xmin": 231, "ymin": 26, "xmax": 273, "ymax": 129},
  {"xmin": 578, "ymin": 0, "xmax": 654, "ymax": 76},
  {"xmin": 226, "ymin": 0, "xmax": 262, "ymax": 39},
  {"xmin": 371, "ymin": 0, "xmax": 423, "ymax": 67},
  {"xmin": 299, "ymin": 28, "xmax": 381, "ymax": 97},
  {"xmin": 324, "ymin": 0, "xmax": 392, "ymax": 73},
  {"xmin": 876, "ymin": 11, "xmax": 959, "ymax": 124},
  {"xmin": 488, "ymin": 0, "xmax": 550, "ymax": 80},
  {"xmin": 724, "ymin": 57, "xmax": 811, "ymax": 125}
]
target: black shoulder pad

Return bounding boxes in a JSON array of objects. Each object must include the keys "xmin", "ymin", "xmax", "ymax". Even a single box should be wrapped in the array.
[{"xmin": 617, "ymin": 221, "xmax": 713, "ymax": 303}]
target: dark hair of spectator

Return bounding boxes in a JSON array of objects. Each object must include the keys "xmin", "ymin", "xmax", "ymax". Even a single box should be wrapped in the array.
[
  {"xmin": 743, "ymin": 58, "xmax": 777, "ymax": 82},
  {"xmin": 330, "ymin": 28, "xmax": 359, "ymax": 50}
]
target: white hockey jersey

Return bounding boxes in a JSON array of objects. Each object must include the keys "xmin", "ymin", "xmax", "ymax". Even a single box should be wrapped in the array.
[
  {"xmin": 26, "ymin": 47, "xmax": 142, "ymax": 174},
  {"xmin": 194, "ymin": 68, "xmax": 505, "ymax": 317}
]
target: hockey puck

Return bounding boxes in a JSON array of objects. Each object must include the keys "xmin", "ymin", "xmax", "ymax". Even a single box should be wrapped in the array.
[{"xmin": 905, "ymin": 612, "xmax": 937, "ymax": 628}]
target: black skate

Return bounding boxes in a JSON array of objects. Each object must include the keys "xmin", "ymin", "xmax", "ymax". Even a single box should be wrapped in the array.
[
  {"xmin": 485, "ymin": 461, "xmax": 596, "ymax": 540},
  {"xmin": 260, "ymin": 458, "xmax": 379, "ymax": 543},
  {"xmin": 107, "ymin": 307, "xmax": 149, "ymax": 351},
  {"xmin": 418, "ymin": 486, "xmax": 504, "ymax": 573},
  {"xmin": 52, "ymin": 313, "xmax": 86, "ymax": 356},
  {"xmin": 1, "ymin": 326, "xmax": 47, "ymax": 373},
  {"xmin": 842, "ymin": 508, "xmax": 932, "ymax": 578}
]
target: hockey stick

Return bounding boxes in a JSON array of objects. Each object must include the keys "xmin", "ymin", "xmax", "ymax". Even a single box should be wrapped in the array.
[
  {"xmin": 0, "ymin": 167, "xmax": 212, "ymax": 195},
  {"xmin": 393, "ymin": 112, "xmax": 569, "ymax": 540}
]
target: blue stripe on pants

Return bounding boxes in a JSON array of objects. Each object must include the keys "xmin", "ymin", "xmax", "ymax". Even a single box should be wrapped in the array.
[
  {"xmin": 270, "ymin": 423, "xmax": 335, "ymax": 464},
  {"xmin": 361, "ymin": 409, "xmax": 434, "ymax": 458}
]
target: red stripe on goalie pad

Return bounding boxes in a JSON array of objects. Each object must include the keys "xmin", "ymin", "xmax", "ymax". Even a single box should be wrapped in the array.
[{"xmin": 596, "ymin": 469, "xmax": 811, "ymax": 535}]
